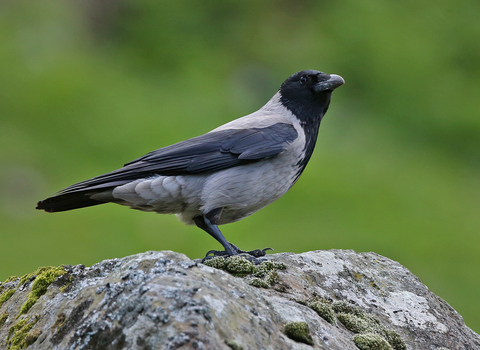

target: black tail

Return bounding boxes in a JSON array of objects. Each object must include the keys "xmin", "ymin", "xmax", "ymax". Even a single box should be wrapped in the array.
[
  {"xmin": 36, "ymin": 161, "xmax": 145, "ymax": 213},
  {"xmin": 36, "ymin": 191, "xmax": 109, "ymax": 213}
]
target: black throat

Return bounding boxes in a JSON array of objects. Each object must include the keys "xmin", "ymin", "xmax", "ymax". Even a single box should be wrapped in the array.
[{"xmin": 280, "ymin": 91, "xmax": 332, "ymax": 182}]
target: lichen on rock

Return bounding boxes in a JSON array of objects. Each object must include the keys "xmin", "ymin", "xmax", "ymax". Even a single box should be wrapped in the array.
[{"xmin": 0, "ymin": 250, "xmax": 478, "ymax": 349}]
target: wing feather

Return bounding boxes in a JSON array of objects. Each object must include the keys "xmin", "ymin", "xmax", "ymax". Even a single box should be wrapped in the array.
[{"xmin": 54, "ymin": 123, "xmax": 297, "ymax": 194}]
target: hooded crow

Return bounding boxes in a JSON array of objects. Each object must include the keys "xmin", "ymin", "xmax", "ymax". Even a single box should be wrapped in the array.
[{"xmin": 37, "ymin": 70, "xmax": 344, "ymax": 262}]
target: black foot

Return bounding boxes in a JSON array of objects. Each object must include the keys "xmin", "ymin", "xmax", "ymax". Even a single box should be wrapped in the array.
[
  {"xmin": 244, "ymin": 247, "xmax": 274, "ymax": 258},
  {"xmin": 226, "ymin": 243, "xmax": 273, "ymax": 257},
  {"xmin": 203, "ymin": 249, "xmax": 230, "ymax": 259}
]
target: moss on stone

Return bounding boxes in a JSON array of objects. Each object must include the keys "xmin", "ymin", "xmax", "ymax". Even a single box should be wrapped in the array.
[
  {"xmin": 337, "ymin": 313, "xmax": 373, "ymax": 333},
  {"xmin": 59, "ymin": 283, "xmax": 71, "ymax": 293},
  {"xmin": 253, "ymin": 261, "xmax": 276, "ymax": 277},
  {"xmin": 203, "ymin": 256, "xmax": 227, "ymax": 270},
  {"xmin": 0, "ymin": 289, "xmax": 15, "ymax": 308},
  {"xmin": 204, "ymin": 256, "xmax": 285, "ymax": 289},
  {"xmin": 18, "ymin": 266, "xmax": 66, "ymax": 316},
  {"xmin": 332, "ymin": 300, "xmax": 364, "ymax": 317},
  {"xmin": 333, "ymin": 302, "xmax": 382, "ymax": 333},
  {"xmin": 283, "ymin": 321, "xmax": 314, "ymax": 346},
  {"xmin": 8, "ymin": 318, "xmax": 29, "ymax": 343},
  {"xmin": 353, "ymin": 332, "xmax": 393, "ymax": 350},
  {"xmin": 7, "ymin": 316, "xmax": 39, "ymax": 350},
  {"xmin": 273, "ymin": 261, "xmax": 287, "ymax": 270},
  {"xmin": 52, "ymin": 312, "xmax": 66, "ymax": 331},
  {"xmin": 207, "ymin": 254, "xmax": 318, "ymax": 293},
  {"xmin": 22, "ymin": 328, "xmax": 42, "ymax": 348},
  {"xmin": 299, "ymin": 298, "xmax": 405, "ymax": 350},
  {"xmin": 0, "ymin": 312, "xmax": 9, "ymax": 329},
  {"xmin": 308, "ymin": 300, "xmax": 336, "ymax": 324},
  {"xmin": 225, "ymin": 339, "xmax": 244, "ymax": 350},
  {"xmin": 225, "ymin": 256, "xmax": 256, "ymax": 277},
  {"xmin": 249, "ymin": 277, "xmax": 270, "ymax": 288},
  {"xmin": 264, "ymin": 270, "xmax": 279, "ymax": 285},
  {"xmin": 382, "ymin": 329, "xmax": 406, "ymax": 350}
]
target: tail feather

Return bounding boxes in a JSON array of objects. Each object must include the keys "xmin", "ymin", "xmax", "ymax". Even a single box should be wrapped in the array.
[
  {"xmin": 36, "ymin": 174, "xmax": 132, "ymax": 213},
  {"xmin": 36, "ymin": 191, "xmax": 108, "ymax": 212}
]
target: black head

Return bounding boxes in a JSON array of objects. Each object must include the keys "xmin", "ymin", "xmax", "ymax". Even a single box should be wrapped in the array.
[{"xmin": 279, "ymin": 70, "xmax": 344, "ymax": 123}]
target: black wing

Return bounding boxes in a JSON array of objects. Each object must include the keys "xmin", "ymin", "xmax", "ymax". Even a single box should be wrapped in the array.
[{"xmin": 37, "ymin": 123, "xmax": 298, "ymax": 212}]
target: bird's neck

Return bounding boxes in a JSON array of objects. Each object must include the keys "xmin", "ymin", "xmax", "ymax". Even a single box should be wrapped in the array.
[{"xmin": 290, "ymin": 95, "xmax": 332, "ymax": 185}]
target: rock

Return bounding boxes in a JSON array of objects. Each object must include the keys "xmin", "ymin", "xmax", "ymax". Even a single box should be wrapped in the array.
[{"xmin": 0, "ymin": 249, "xmax": 478, "ymax": 350}]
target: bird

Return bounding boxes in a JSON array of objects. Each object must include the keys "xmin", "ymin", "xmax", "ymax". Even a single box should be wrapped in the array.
[{"xmin": 36, "ymin": 70, "xmax": 344, "ymax": 263}]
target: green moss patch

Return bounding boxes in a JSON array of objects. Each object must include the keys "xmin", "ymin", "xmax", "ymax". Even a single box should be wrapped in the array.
[
  {"xmin": 353, "ymin": 332, "xmax": 393, "ymax": 350},
  {"xmin": 17, "ymin": 266, "xmax": 66, "ymax": 316},
  {"xmin": 0, "ymin": 289, "xmax": 16, "ymax": 308},
  {"xmin": 248, "ymin": 277, "xmax": 270, "ymax": 288},
  {"xmin": 382, "ymin": 330, "xmax": 406, "ymax": 350},
  {"xmin": 283, "ymin": 321, "xmax": 314, "ymax": 346},
  {"xmin": 203, "ymin": 256, "xmax": 286, "ymax": 288},
  {"xmin": 302, "ymin": 299, "xmax": 406, "ymax": 350},
  {"xmin": 337, "ymin": 313, "xmax": 376, "ymax": 334},
  {"xmin": 1, "ymin": 266, "xmax": 68, "ymax": 318},
  {"xmin": 7, "ymin": 316, "xmax": 40, "ymax": 350},
  {"xmin": 203, "ymin": 256, "xmax": 228, "ymax": 270},
  {"xmin": 335, "ymin": 305, "xmax": 405, "ymax": 350},
  {"xmin": 224, "ymin": 256, "xmax": 256, "ymax": 277},
  {"xmin": 307, "ymin": 299, "xmax": 336, "ymax": 324},
  {"xmin": 225, "ymin": 339, "xmax": 244, "ymax": 350},
  {"xmin": 0, "ymin": 312, "xmax": 9, "ymax": 329},
  {"xmin": 23, "ymin": 328, "xmax": 42, "ymax": 348},
  {"xmin": 0, "ymin": 266, "xmax": 67, "ymax": 349},
  {"xmin": 332, "ymin": 300, "xmax": 365, "ymax": 317}
]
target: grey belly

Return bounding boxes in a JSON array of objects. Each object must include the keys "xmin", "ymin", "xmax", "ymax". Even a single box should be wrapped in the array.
[{"xmin": 111, "ymin": 156, "xmax": 300, "ymax": 226}]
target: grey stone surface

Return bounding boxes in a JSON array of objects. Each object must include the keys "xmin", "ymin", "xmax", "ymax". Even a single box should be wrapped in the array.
[{"xmin": 0, "ymin": 249, "xmax": 478, "ymax": 349}]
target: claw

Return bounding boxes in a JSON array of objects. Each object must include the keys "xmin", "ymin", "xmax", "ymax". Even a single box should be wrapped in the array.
[
  {"xmin": 202, "ymin": 250, "xmax": 229, "ymax": 262},
  {"xmin": 204, "ymin": 249, "xmax": 229, "ymax": 257},
  {"xmin": 245, "ymin": 247, "xmax": 274, "ymax": 258}
]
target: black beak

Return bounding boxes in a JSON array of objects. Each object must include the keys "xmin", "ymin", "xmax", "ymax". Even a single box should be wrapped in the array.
[{"xmin": 314, "ymin": 74, "xmax": 345, "ymax": 92}]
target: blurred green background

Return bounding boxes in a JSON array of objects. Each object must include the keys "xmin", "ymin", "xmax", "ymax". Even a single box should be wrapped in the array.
[{"xmin": 1, "ymin": 0, "xmax": 479, "ymax": 332}]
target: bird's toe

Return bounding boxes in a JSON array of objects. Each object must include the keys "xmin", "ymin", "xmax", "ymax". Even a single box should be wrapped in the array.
[
  {"xmin": 245, "ymin": 247, "xmax": 274, "ymax": 258},
  {"xmin": 202, "ymin": 249, "xmax": 230, "ymax": 261}
]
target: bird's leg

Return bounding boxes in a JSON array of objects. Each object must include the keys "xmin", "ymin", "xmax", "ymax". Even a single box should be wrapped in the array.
[
  {"xmin": 194, "ymin": 208, "xmax": 237, "ymax": 258},
  {"xmin": 194, "ymin": 208, "xmax": 272, "ymax": 263}
]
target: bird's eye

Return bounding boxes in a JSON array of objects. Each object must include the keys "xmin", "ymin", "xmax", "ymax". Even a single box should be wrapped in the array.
[{"xmin": 300, "ymin": 76, "xmax": 308, "ymax": 85}]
